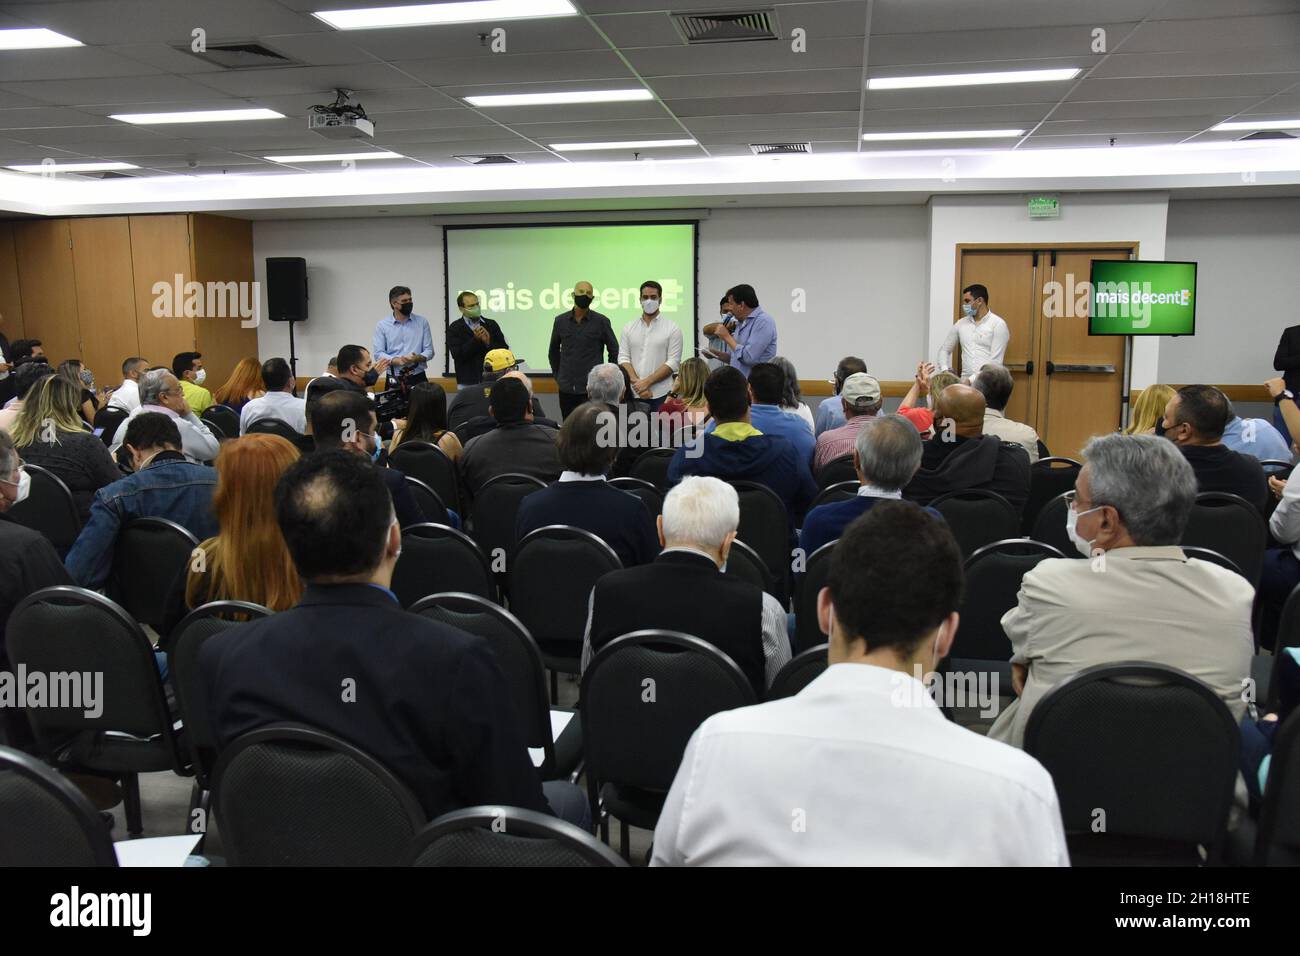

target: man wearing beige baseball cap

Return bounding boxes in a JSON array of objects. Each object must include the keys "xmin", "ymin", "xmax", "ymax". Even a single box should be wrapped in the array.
[{"xmin": 813, "ymin": 372, "xmax": 883, "ymax": 473}]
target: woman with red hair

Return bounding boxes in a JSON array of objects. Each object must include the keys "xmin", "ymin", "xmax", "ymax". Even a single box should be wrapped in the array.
[{"xmin": 212, "ymin": 357, "xmax": 266, "ymax": 412}]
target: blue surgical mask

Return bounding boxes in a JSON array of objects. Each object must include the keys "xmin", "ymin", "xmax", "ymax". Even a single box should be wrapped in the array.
[
  {"xmin": 962, "ymin": 303, "xmax": 976, "ymax": 318},
  {"xmin": 370, "ymin": 432, "xmax": 383, "ymax": 463}
]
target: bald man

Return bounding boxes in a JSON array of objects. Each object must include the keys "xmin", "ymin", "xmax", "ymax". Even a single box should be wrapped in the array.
[
  {"xmin": 902, "ymin": 384, "xmax": 1031, "ymax": 513},
  {"xmin": 549, "ymin": 280, "xmax": 619, "ymax": 421},
  {"xmin": 455, "ymin": 368, "xmax": 557, "ymax": 444}
]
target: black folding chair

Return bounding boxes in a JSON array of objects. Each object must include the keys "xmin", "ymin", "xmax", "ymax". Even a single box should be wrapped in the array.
[
  {"xmin": 815, "ymin": 455, "xmax": 856, "ymax": 489},
  {"xmin": 1024, "ymin": 662, "xmax": 1240, "ymax": 866},
  {"xmin": 409, "ymin": 806, "xmax": 626, "ymax": 867},
  {"xmin": 93, "ymin": 406, "xmax": 129, "ymax": 448},
  {"xmin": 1181, "ymin": 492, "xmax": 1266, "ymax": 587},
  {"xmin": 107, "ymin": 516, "xmax": 201, "ymax": 633},
  {"xmin": 245, "ymin": 417, "xmax": 313, "ymax": 453},
  {"xmin": 808, "ymin": 480, "xmax": 858, "ymax": 511},
  {"xmin": 723, "ymin": 538, "xmax": 774, "ymax": 595},
  {"xmin": 581, "ymin": 630, "xmax": 756, "ymax": 858},
  {"xmin": 390, "ymin": 440, "xmax": 462, "ymax": 515},
  {"xmin": 1267, "ymin": 582, "xmax": 1300, "ymax": 705},
  {"xmin": 794, "ymin": 540, "xmax": 836, "ymax": 652},
  {"xmin": 468, "ymin": 473, "xmax": 547, "ymax": 576},
  {"xmin": 510, "ymin": 526, "xmax": 623, "ymax": 702},
  {"xmin": 768, "ymin": 643, "xmax": 828, "ymax": 700},
  {"xmin": 608, "ymin": 476, "xmax": 665, "ymax": 516},
  {"xmin": 732, "ymin": 480, "xmax": 791, "ymax": 603},
  {"xmin": 0, "ymin": 744, "xmax": 118, "ymax": 866},
  {"xmin": 392, "ymin": 524, "xmax": 496, "ymax": 606},
  {"xmin": 930, "ymin": 489, "xmax": 1021, "ymax": 559},
  {"xmin": 1021, "ymin": 457, "xmax": 1082, "ymax": 534},
  {"xmin": 1251, "ymin": 709, "xmax": 1300, "ymax": 866},
  {"xmin": 1030, "ymin": 491, "xmax": 1080, "ymax": 558},
  {"xmin": 201, "ymin": 404, "xmax": 240, "ymax": 441},
  {"xmin": 1180, "ymin": 546, "xmax": 1247, "ymax": 581},
  {"xmin": 403, "ymin": 475, "xmax": 450, "ymax": 526},
  {"xmin": 628, "ymin": 447, "xmax": 675, "ymax": 491},
  {"xmin": 1259, "ymin": 459, "xmax": 1294, "ymax": 478},
  {"xmin": 8, "ymin": 463, "xmax": 81, "ymax": 552},
  {"xmin": 4, "ymin": 586, "xmax": 191, "ymax": 836}
]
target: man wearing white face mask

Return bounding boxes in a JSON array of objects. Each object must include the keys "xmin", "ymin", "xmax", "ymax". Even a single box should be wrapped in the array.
[
  {"xmin": 618, "ymin": 279, "xmax": 682, "ymax": 413},
  {"xmin": 988, "ymin": 432, "xmax": 1254, "ymax": 749},
  {"xmin": 938, "ymin": 283, "xmax": 1009, "ymax": 377},
  {"xmin": 172, "ymin": 351, "xmax": 213, "ymax": 415}
]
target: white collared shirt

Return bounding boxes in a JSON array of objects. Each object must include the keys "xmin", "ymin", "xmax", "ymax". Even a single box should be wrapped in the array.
[
  {"xmin": 651, "ymin": 662, "xmax": 1069, "ymax": 866},
  {"xmin": 857, "ymin": 483, "xmax": 902, "ymax": 499},
  {"xmin": 107, "ymin": 377, "xmax": 140, "ymax": 414},
  {"xmin": 110, "ymin": 403, "xmax": 220, "ymax": 463},
  {"xmin": 618, "ymin": 311, "xmax": 683, "ymax": 400},
  {"xmin": 240, "ymin": 389, "xmax": 308, "ymax": 435},
  {"xmin": 558, "ymin": 470, "xmax": 606, "ymax": 483},
  {"xmin": 938, "ymin": 310, "xmax": 1010, "ymax": 376}
]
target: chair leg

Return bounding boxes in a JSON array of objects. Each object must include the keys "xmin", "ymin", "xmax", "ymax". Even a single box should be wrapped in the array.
[
  {"xmin": 549, "ymin": 670, "xmax": 558, "ymax": 705},
  {"xmin": 619, "ymin": 819, "xmax": 630, "ymax": 861},
  {"xmin": 122, "ymin": 773, "xmax": 143, "ymax": 837},
  {"xmin": 187, "ymin": 782, "xmax": 210, "ymax": 854}
]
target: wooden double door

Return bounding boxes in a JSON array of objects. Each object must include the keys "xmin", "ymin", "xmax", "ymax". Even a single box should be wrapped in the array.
[{"xmin": 956, "ymin": 243, "xmax": 1135, "ymax": 461}]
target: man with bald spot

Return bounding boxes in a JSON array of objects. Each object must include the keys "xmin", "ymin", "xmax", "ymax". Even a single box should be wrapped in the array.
[
  {"xmin": 455, "ymin": 369, "xmax": 557, "ymax": 443},
  {"xmin": 902, "ymin": 383, "xmax": 1031, "ymax": 514}
]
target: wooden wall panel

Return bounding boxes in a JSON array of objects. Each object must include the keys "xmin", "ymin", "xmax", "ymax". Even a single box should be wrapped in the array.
[
  {"xmin": 0, "ymin": 222, "xmax": 24, "ymax": 344},
  {"xmin": 70, "ymin": 217, "xmax": 139, "ymax": 385},
  {"xmin": 128, "ymin": 214, "xmax": 195, "ymax": 370},
  {"xmin": 189, "ymin": 213, "xmax": 257, "ymax": 390},
  {"xmin": 13, "ymin": 219, "xmax": 81, "ymax": 364}
]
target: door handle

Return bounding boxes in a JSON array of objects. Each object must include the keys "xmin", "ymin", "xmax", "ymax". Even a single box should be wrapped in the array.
[
  {"xmin": 1048, "ymin": 363, "xmax": 1114, "ymax": 374},
  {"xmin": 1025, "ymin": 360, "xmax": 1034, "ymax": 375}
]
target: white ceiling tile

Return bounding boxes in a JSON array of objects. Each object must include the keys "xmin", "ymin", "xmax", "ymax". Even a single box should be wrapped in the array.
[
  {"xmin": 650, "ymin": 68, "xmax": 861, "ymax": 98},
  {"xmin": 871, "ymin": 0, "xmax": 1165, "ymax": 33},
  {"xmin": 1, "ymin": 0, "xmax": 324, "ymax": 45},
  {"xmin": 667, "ymin": 91, "xmax": 862, "ymax": 117},
  {"xmin": 190, "ymin": 62, "xmax": 421, "ymax": 97},
  {"xmin": 1123, "ymin": 13, "xmax": 1300, "ymax": 52},
  {"xmin": 394, "ymin": 51, "xmax": 634, "ymax": 85},
  {"xmin": 1074, "ymin": 75, "xmax": 1300, "ymax": 101},
  {"xmin": 0, "ymin": 74, "xmax": 234, "ymax": 107},
  {"xmin": 1091, "ymin": 49, "xmax": 1300, "ymax": 78}
]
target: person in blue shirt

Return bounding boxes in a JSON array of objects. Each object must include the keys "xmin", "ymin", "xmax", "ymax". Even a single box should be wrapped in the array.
[
  {"xmin": 701, "ymin": 284, "xmax": 777, "ymax": 379},
  {"xmin": 814, "ymin": 356, "xmax": 869, "ymax": 436},
  {"xmin": 373, "ymin": 285, "xmax": 434, "ymax": 388},
  {"xmin": 1222, "ymin": 412, "xmax": 1292, "ymax": 465},
  {"xmin": 704, "ymin": 362, "xmax": 814, "ymax": 467}
]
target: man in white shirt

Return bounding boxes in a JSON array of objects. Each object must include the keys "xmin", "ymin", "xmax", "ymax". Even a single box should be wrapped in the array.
[
  {"xmin": 110, "ymin": 369, "xmax": 221, "ymax": 463},
  {"xmin": 106, "ymin": 356, "xmax": 149, "ymax": 414},
  {"xmin": 651, "ymin": 499, "xmax": 1068, "ymax": 866},
  {"xmin": 938, "ymin": 283, "xmax": 1009, "ymax": 377},
  {"xmin": 618, "ymin": 280, "xmax": 683, "ymax": 413},
  {"xmin": 240, "ymin": 357, "xmax": 307, "ymax": 435},
  {"xmin": 971, "ymin": 363, "xmax": 1040, "ymax": 464}
]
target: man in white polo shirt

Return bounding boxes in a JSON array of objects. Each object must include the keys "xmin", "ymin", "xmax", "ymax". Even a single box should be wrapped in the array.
[
  {"xmin": 938, "ymin": 283, "xmax": 1009, "ymax": 378},
  {"xmin": 618, "ymin": 280, "xmax": 682, "ymax": 413},
  {"xmin": 240, "ymin": 357, "xmax": 307, "ymax": 435},
  {"xmin": 651, "ymin": 500, "xmax": 1068, "ymax": 866}
]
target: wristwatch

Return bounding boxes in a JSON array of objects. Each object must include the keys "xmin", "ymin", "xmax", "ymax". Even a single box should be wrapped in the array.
[{"xmin": 1275, "ymin": 389, "xmax": 1295, "ymax": 404}]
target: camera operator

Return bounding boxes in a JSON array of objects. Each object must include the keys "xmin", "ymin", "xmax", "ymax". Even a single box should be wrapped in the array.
[{"xmin": 374, "ymin": 285, "xmax": 433, "ymax": 389}]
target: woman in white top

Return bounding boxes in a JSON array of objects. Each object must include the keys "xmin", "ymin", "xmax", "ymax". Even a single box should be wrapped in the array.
[{"xmin": 773, "ymin": 356, "xmax": 815, "ymax": 431}]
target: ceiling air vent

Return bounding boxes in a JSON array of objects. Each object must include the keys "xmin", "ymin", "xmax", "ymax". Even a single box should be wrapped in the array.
[
  {"xmin": 1236, "ymin": 130, "xmax": 1296, "ymax": 141},
  {"xmin": 673, "ymin": 9, "xmax": 779, "ymax": 44},
  {"xmin": 750, "ymin": 142, "xmax": 810, "ymax": 155},
  {"xmin": 454, "ymin": 154, "xmax": 520, "ymax": 165},
  {"xmin": 181, "ymin": 42, "xmax": 297, "ymax": 69}
]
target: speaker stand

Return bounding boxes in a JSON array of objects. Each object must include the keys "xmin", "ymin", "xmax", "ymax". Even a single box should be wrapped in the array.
[{"xmin": 287, "ymin": 317, "xmax": 298, "ymax": 381}]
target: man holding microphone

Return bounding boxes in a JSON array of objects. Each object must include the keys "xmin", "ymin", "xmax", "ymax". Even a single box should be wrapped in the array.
[
  {"xmin": 447, "ymin": 290, "xmax": 509, "ymax": 388},
  {"xmin": 373, "ymin": 285, "xmax": 433, "ymax": 389}
]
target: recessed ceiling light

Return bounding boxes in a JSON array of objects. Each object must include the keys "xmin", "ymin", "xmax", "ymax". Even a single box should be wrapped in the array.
[
  {"xmin": 0, "ymin": 28, "xmax": 82, "ymax": 50},
  {"xmin": 263, "ymin": 151, "xmax": 404, "ymax": 163},
  {"xmin": 1212, "ymin": 118, "xmax": 1300, "ymax": 131},
  {"xmin": 550, "ymin": 139, "xmax": 697, "ymax": 152},
  {"xmin": 314, "ymin": 1, "xmax": 578, "ymax": 30},
  {"xmin": 6, "ymin": 161, "xmax": 138, "ymax": 173},
  {"xmin": 110, "ymin": 108, "xmax": 285, "ymax": 125},
  {"xmin": 862, "ymin": 130, "xmax": 1026, "ymax": 141},
  {"xmin": 466, "ymin": 89, "xmax": 653, "ymax": 107},
  {"xmin": 868, "ymin": 68, "xmax": 1080, "ymax": 90}
]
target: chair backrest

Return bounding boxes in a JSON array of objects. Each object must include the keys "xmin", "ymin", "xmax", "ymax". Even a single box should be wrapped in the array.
[
  {"xmin": 815, "ymin": 455, "xmax": 856, "ymax": 489},
  {"xmin": 92, "ymin": 406, "xmax": 129, "ymax": 447},
  {"xmin": 1259, "ymin": 459, "xmax": 1294, "ymax": 478},
  {"xmin": 1268, "ymin": 582, "xmax": 1300, "ymax": 705},
  {"xmin": 930, "ymin": 489, "xmax": 1021, "ymax": 559},
  {"xmin": 0, "ymin": 744, "xmax": 118, "ymax": 866},
  {"xmin": 212, "ymin": 723, "xmax": 426, "ymax": 866},
  {"xmin": 107, "ymin": 516, "xmax": 201, "ymax": 633},
  {"xmin": 722, "ymin": 538, "xmax": 773, "ymax": 594},
  {"xmin": 808, "ymin": 480, "xmax": 858, "ymax": 511},
  {"xmin": 390, "ymin": 440, "xmax": 461, "ymax": 514},
  {"xmin": 1024, "ymin": 662, "xmax": 1239, "ymax": 855},
  {"xmin": 1021, "ymin": 457, "xmax": 1081, "ymax": 534},
  {"xmin": 4, "ymin": 586, "xmax": 186, "ymax": 771},
  {"xmin": 409, "ymin": 806, "xmax": 627, "ymax": 867},
  {"xmin": 244, "ymin": 416, "xmax": 297, "ymax": 441},
  {"xmin": 167, "ymin": 600, "xmax": 272, "ymax": 790},
  {"xmin": 1256, "ymin": 709, "xmax": 1300, "ymax": 865},
  {"xmin": 1036, "ymin": 438, "xmax": 1051, "ymax": 460},
  {"xmin": 409, "ymin": 592, "xmax": 554, "ymax": 777},
  {"xmin": 768, "ymin": 643, "xmax": 828, "ymax": 700},
  {"xmin": 8, "ymin": 463, "xmax": 82, "ymax": 551},
  {"xmin": 468, "ymin": 473, "xmax": 546, "ymax": 566},
  {"xmin": 581, "ymin": 630, "xmax": 756, "ymax": 795},
  {"xmin": 608, "ymin": 476, "xmax": 665, "ymax": 516},
  {"xmin": 628, "ymin": 447, "xmax": 675, "ymax": 491},
  {"xmin": 1180, "ymin": 546, "xmax": 1247, "ymax": 581},
  {"xmin": 391, "ymin": 524, "xmax": 496, "ymax": 606},
  {"xmin": 1181, "ymin": 491, "xmax": 1266, "ymax": 586},
  {"xmin": 509, "ymin": 526, "xmax": 622, "ymax": 657},
  {"xmin": 201, "ymin": 404, "xmax": 239, "ymax": 441},
  {"xmin": 731, "ymin": 480, "xmax": 791, "ymax": 596},
  {"xmin": 1030, "ymin": 491, "xmax": 1081, "ymax": 558},
  {"xmin": 403, "ymin": 475, "xmax": 450, "ymax": 526},
  {"xmin": 794, "ymin": 540, "xmax": 836, "ymax": 652},
  {"xmin": 953, "ymin": 539, "xmax": 1064, "ymax": 662}
]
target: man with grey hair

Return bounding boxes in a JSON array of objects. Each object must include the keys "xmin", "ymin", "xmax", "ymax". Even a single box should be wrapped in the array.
[
  {"xmin": 586, "ymin": 363, "xmax": 625, "ymax": 406},
  {"xmin": 971, "ymin": 363, "xmax": 1039, "ymax": 464},
  {"xmin": 801, "ymin": 414, "xmax": 940, "ymax": 556},
  {"xmin": 109, "ymin": 369, "xmax": 220, "ymax": 463},
  {"xmin": 989, "ymin": 432, "xmax": 1254, "ymax": 748},
  {"xmin": 580, "ymin": 475, "xmax": 790, "ymax": 696}
]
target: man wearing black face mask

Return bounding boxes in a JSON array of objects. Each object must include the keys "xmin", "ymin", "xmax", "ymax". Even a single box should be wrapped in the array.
[
  {"xmin": 305, "ymin": 344, "xmax": 389, "ymax": 405},
  {"xmin": 374, "ymin": 285, "xmax": 433, "ymax": 389},
  {"xmin": 549, "ymin": 279, "xmax": 619, "ymax": 420}
]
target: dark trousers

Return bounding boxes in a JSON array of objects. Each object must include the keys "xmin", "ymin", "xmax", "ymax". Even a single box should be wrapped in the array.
[
  {"xmin": 1260, "ymin": 547, "xmax": 1300, "ymax": 650},
  {"xmin": 559, "ymin": 391, "xmax": 587, "ymax": 420},
  {"xmin": 541, "ymin": 780, "xmax": 592, "ymax": 830}
]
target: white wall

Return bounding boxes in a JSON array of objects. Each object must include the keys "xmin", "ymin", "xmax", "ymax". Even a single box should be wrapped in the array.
[
  {"xmin": 927, "ymin": 193, "xmax": 1170, "ymax": 388},
  {"xmin": 1161, "ymin": 197, "xmax": 1300, "ymax": 386}
]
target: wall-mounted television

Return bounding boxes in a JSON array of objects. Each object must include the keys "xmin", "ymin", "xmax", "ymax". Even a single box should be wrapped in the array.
[{"xmin": 1089, "ymin": 259, "xmax": 1197, "ymax": 336}]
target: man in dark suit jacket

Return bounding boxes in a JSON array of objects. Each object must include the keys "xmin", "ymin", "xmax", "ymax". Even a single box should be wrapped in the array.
[
  {"xmin": 199, "ymin": 451, "xmax": 588, "ymax": 825},
  {"xmin": 459, "ymin": 377, "xmax": 561, "ymax": 496},
  {"xmin": 447, "ymin": 291, "xmax": 509, "ymax": 386},
  {"xmin": 515, "ymin": 402, "xmax": 658, "ymax": 568},
  {"xmin": 1160, "ymin": 384, "xmax": 1268, "ymax": 515}
]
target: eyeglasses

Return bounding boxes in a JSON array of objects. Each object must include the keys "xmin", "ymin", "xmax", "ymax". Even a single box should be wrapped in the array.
[{"xmin": 0, "ymin": 458, "xmax": 24, "ymax": 487}]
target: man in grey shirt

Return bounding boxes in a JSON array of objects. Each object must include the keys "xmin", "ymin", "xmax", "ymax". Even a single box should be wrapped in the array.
[
  {"xmin": 458, "ymin": 376, "xmax": 560, "ymax": 496},
  {"xmin": 549, "ymin": 279, "xmax": 618, "ymax": 421}
]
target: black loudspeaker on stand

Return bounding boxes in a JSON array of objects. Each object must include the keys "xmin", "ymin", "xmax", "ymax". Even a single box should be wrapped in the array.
[{"xmin": 265, "ymin": 257, "xmax": 309, "ymax": 379}]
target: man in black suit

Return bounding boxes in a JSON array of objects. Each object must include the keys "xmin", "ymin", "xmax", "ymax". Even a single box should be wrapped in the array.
[
  {"xmin": 446, "ymin": 291, "xmax": 509, "ymax": 387},
  {"xmin": 199, "ymin": 451, "xmax": 589, "ymax": 825},
  {"xmin": 1160, "ymin": 384, "xmax": 1268, "ymax": 515}
]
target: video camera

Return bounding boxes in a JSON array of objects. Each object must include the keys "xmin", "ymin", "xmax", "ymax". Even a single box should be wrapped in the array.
[{"xmin": 372, "ymin": 363, "xmax": 421, "ymax": 424}]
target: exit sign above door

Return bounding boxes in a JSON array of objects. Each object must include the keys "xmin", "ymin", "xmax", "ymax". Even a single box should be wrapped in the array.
[{"xmin": 1028, "ymin": 196, "xmax": 1060, "ymax": 219}]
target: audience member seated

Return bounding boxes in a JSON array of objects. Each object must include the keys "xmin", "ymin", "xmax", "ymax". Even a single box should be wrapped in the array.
[
  {"xmin": 586, "ymin": 362, "xmax": 649, "ymax": 477},
  {"xmin": 305, "ymin": 344, "xmax": 388, "ymax": 404},
  {"xmin": 656, "ymin": 355, "xmax": 711, "ymax": 436},
  {"xmin": 1240, "ymin": 648, "xmax": 1300, "ymax": 809},
  {"xmin": 669, "ymin": 365, "xmax": 816, "ymax": 522},
  {"xmin": 446, "ymin": 349, "xmax": 543, "ymax": 432},
  {"xmin": 801, "ymin": 414, "xmax": 940, "ymax": 556},
  {"xmin": 0, "ymin": 361, "xmax": 54, "ymax": 434},
  {"xmin": 896, "ymin": 362, "xmax": 958, "ymax": 436},
  {"xmin": 1160, "ymin": 384, "xmax": 1267, "ymax": 513},
  {"xmin": 213, "ymin": 357, "xmax": 266, "ymax": 413},
  {"xmin": 12, "ymin": 375, "xmax": 121, "ymax": 522},
  {"xmin": 200, "ymin": 451, "xmax": 588, "ymax": 825},
  {"xmin": 1123, "ymin": 384, "xmax": 1175, "ymax": 435},
  {"xmin": 650, "ymin": 500, "xmax": 1068, "ymax": 865},
  {"xmin": 65, "ymin": 413, "xmax": 219, "ymax": 590},
  {"xmin": 459, "ymin": 376, "xmax": 561, "ymax": 496},
  {"xmin": 903, "ymin": 384, "xmax": 1030, "ymax": 513},
  {"xmin": 514, "ymin": 402, "xmax": 658, "ymax": 567},
  {"xmin": 814, "ymin": 356, "xmax": 868, "ymax": 436},
  {"xmin": 706, "ymin": 363, "xmax": 815, "ymax": 466},
  {"xmin": 971, "ymin": 363, "xmax": 1040, "ymax": 463},
  {"xmin": 1221, "ymin": 408, "xmax": 1291, "ymax": 463},
  {"xmin": 772, "ymin": 356, "xmax": 815, "ymax": 432},
  {"xmin": 57, "ymin": 359, "xmax": 100, "ymax": 425},
  {"xmin": 989, "ymin": 433, "xmax": 1254, "ymax": 748},
  {"xmin": 308, "ymin": 390, "xmax": 423, "ymax": 529},
  {"xmin": 239, "ymin": 357, "xmax": 307, "ymax": 435},
  {"xmin": 581, "ymin": 476, "xmax": 790, "ymax": 697},
  {"xmin": 109, "ymin": 369, "xmax": 221, "ymax": 464},
  {"xmin": 172, "ymin": 351, "xmax": 213, "ymax": 415},
  {"xmin": 161, "ymin": 434, "xmax": 303, "ymax": 634},
  {"xmin": 812, "ymin": 372, "xmax": 881, "ymax": 473},
  {"xmin": 106, "ymin": 356, "xmax": 149, "ymax": 415},
  {"xmin": 390, "ymin": 381, "xmax": 463, "ymax": 460},
  {"xmin": 456, "ymin": 369, "xmax": 554, "ymax": 443}
]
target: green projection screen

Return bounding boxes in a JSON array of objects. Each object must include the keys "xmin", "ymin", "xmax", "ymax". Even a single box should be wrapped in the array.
[
  {"xmin": 443, "ymin": 222, "xmax": 697, "ymax": 375},
  {"xmin": 1089, "ymin": 259, "xmax": 1197, "ymax": 336}
]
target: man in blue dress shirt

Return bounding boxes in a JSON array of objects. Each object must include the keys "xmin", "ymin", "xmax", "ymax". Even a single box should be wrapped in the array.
[
  {"xmin": 701, "ymin": 284, "xmax": 777, "ymax": 379},
  {"xmin": 373, "ymin": 285, "xmax": 434, "ymax": 388}
]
